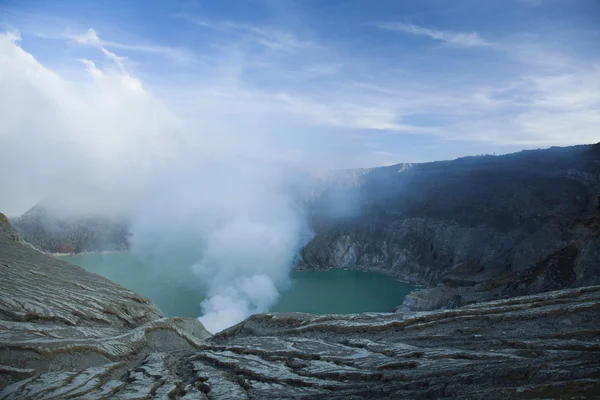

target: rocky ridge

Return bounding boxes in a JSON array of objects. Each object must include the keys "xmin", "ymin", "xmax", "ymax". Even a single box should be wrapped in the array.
[
  {"xmin": 1, "ymin": 213, "xmax": 600, "ymax": 399},
  {"xmin": 300, "ymin": 143, "xmax": 600, "ymax": 310}
]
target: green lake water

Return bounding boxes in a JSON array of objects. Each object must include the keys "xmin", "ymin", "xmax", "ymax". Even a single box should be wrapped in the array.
[{"xmin": 58, "ymin": 252, "xmax": 412, "ymax": 317}]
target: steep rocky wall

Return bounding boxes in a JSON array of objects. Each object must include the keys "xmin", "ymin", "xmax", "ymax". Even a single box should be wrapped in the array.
[
  {"xmin": 10, "ymin": 205, "xmax": 130, "ymax": 254},
  {"xmin": 300, "ymin": 143, "xmax": 600, "ymax": 309}
]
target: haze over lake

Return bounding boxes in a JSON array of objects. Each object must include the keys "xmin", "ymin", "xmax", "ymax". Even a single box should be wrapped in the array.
[{"xmin": 59, "ymin": 253, "xmax": 412, "ymax": 317}]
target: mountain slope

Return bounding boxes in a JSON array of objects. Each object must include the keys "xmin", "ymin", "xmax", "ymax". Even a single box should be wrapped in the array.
[
  {"xmin": 10, "ymin": 203, "xmax": 130, "ymax": 253},
  {"xmin": 301, "ymin": 143, "xmax": 600, "ymax": 309}
]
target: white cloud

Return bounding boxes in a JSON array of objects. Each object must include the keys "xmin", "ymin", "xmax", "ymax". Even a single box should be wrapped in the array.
[
  {"xmin": 27, "ymin": 27, "xmax": 195, "ymax": 64},
  {"xmin": 375, "ymin": 22, "xmax": 490, "ymax": 47},
  {"xmin": 0, "ymin": 29, "xmax": 318, "ymax": 334},
  {"xmin": 0, "ymin": 31, "xmax": 179, "ymax": 216},
  {"xmin": 1, "ymin": 19, "xmax": 599, "ymax": 217},
  {"xmin": 75, "ymin": 28, "xmax": 128, "ymax": 71}
]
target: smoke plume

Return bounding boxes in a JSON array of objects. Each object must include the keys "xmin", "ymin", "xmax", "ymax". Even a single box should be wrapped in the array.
[
  {"xmin": 130, "ymin": 158, "xmax": 312, "ymax": 333},
  {"xmin": 0, "ymin": 31, "xmax": 322, "ymax": 333}
]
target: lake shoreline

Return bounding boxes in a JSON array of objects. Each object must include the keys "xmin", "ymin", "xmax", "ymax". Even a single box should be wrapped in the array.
[
  {"xmin": 58, "ymin": 252, "xmax": 414, "ymax": 317},
  {"xmin": 52, "ymin": 250, "xmax": 127, "ymax": 257},
  {"xmin": 55, "ymin": 250, "xmax": 419, "ymax": 287},
  {"xmin": 294, "ymin": 264, "xmax": 425, "ymax": 288},
  {"xmin": 57, "ymin": 251, "xmax": 424, "ymax": 298}
]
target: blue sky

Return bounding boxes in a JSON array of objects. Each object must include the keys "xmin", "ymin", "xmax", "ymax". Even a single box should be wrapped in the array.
[
  {"xmin": 2, "ymin": 0, "xmax": 599, "ymax": 162},
  {"xmin": 0, "ymin": 0, "xmax": 599, "ymax": 213}
]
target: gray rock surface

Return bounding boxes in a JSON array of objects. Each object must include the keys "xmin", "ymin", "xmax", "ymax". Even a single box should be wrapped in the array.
[
  {"xmin": 300, "ymin": 143, "xmax": 600, "ymax": 309},
  {"xmin": 1, "ymin": 213, "xmax": 600, "ymax": 399},
  {"xmin": 0, "ymin": 214, "xmax": 212, "ymax": 397}
]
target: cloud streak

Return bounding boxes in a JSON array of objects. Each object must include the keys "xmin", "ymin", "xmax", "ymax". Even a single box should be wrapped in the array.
[
  {"xmin": 25, "ymin": 26, "xmax": 195, "ymax": 64},
  {"xmin": 176, "ymin": 14, "xmax": 322, "ymax": 52},
  {"xmin": 375, "ymin": 22, "xmax": 490, "ymax": 47}
]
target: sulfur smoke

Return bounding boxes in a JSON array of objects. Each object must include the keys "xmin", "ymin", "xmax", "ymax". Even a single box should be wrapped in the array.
[
  {"xmin": 193, "ymin": 168, "xmax": 311, "ymax": 332},
  {"xmin": 0, "ymin": 31, "xmax": 320, "ymax": 333},
  {"xmin": 130, "ymin": 158, "xmax": 313, "ymax": 333}
]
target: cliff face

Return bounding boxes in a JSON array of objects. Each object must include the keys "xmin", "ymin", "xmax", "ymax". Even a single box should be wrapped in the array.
[
  {"xmin": 1, "ymin": 215, "xmax": 600, "ymax": 399},
  {"xmin": 300, "ymin": 144, "xmax": 600, "ymax": 309},
  {"xmin": 10, "ymin": 204, "xmax": 130, "ymax": 253}
]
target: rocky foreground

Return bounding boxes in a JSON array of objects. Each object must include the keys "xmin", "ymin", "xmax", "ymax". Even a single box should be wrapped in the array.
[{"xmin": 1, "ymin": 215, "xmax": 600, "ymax": 399}]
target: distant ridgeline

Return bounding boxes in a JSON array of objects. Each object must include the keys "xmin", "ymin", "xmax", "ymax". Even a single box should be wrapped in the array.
[
  {"xmin": 301, "ymin": 143, "xmax": 600, "ymax": 309},
  {"xmin": 11, "ymin": 204, "xmax": 130, "ymax": 253}
]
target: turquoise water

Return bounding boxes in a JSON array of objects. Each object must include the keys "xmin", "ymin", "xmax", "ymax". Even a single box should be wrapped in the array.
[{"xmin": 59, "ymin": 252, "xmax": 412, "ymax": 317}]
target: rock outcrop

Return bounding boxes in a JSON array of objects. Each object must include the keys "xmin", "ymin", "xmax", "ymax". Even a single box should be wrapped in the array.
[
  {"xmin": 10, "ymin": 204, "xmax": 130, "ymax": 254},
  {"xmin": 300, "ymin": 143, "xmax": 600, "ymax": 310},
  {"xmin": 2, "ymin": 212, "xmax": 600, "ymax": 399}
]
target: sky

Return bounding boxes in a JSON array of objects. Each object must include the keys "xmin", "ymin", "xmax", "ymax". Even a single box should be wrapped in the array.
[{"xmin": 0, "ymin": 0, "xmax": 599, "ymax": 215}]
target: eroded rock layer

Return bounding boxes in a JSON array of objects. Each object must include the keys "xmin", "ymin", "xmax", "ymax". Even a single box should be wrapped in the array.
[{"xmin": 1, "ymin": 213, "xmax": 599, "ymax": 399}]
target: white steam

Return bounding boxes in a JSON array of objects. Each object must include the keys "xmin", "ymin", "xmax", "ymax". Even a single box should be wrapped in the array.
[
  {"xmin": 0, "ymin": 30, "xmax": 317, "ymax": 333},
  {"xmin": 194, "ymin": 206, "xmax": 308, "ymax": 333},
  {"xmin": 131, "ymin": 158, "xmax": 312, "ymax": 333},
  {"xmin": 199, "ymin": 274, "xmax": 280, "ymax": 333},
  {"xmin": 0, "ymin": 31, "xmax": 178, "ymax": 217}
]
